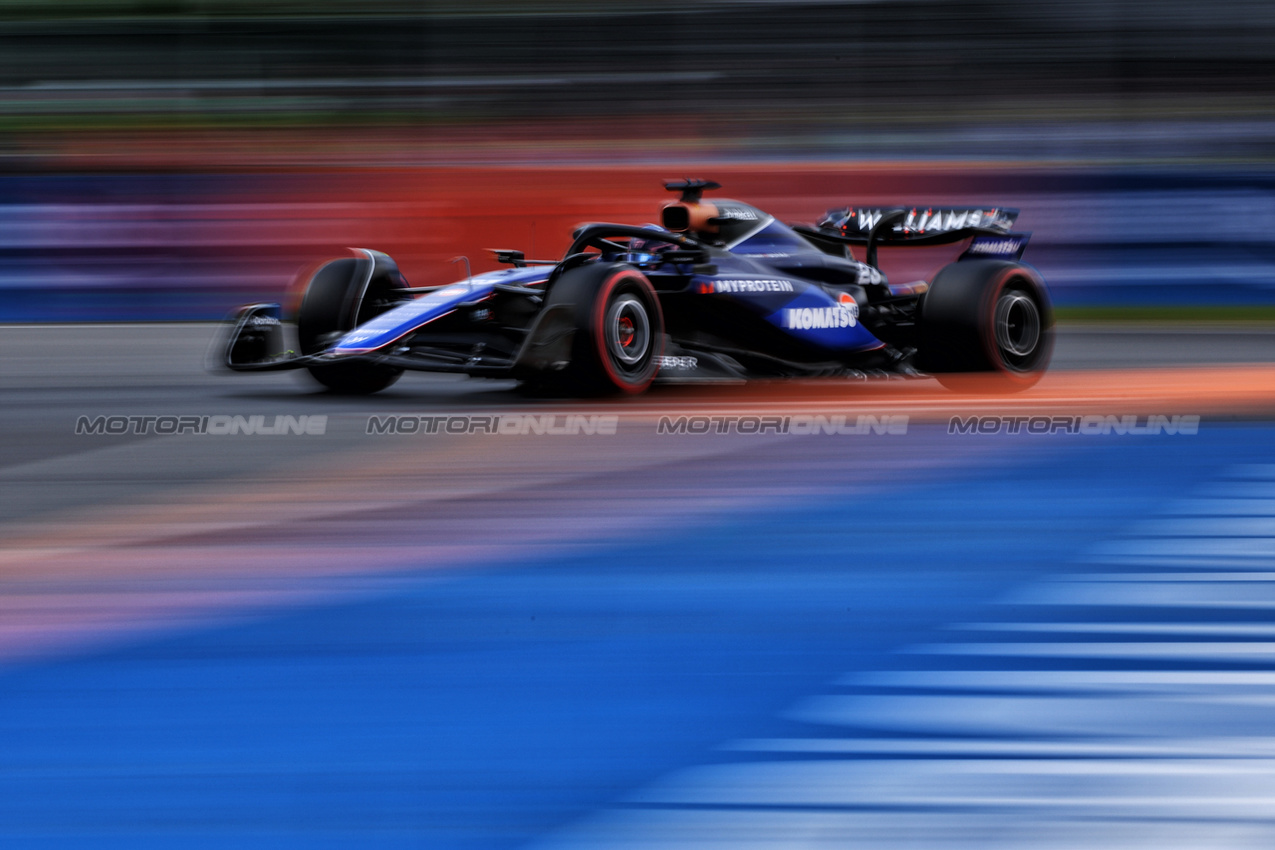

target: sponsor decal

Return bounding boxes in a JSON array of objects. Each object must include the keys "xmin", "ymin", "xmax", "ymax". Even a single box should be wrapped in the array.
[
  {"xmin": 366, "ymin": 414, "xmax": 618, "ymax": 436},
  {"xmin": 948, "ymin": 415, "xmax": 1200, "ymax": 436},
  {"xmin": 856, "ymin": 208, "xmax": 999, "ymax": 233},
  {"xmin": 246, "ymin": 315, "xmax": 281, "ymax": 327},
  {"xmin": 708, "ymin": 278, "xmax": 796, "ymax": 294},
  {"xmin": 967, "ymin": 238, "xmax": 1023, "ymax": 256},
  {"xmin": 657, "ymin": 356, "xmax": 698, "ymax": 370},
  {"xmin": 825, "ymin": 207, "xmax": 1011, "ymax": 235},
  {"xmin": 714, "ymin": 205, "xmax": 760, "ymax": 222},
  {"xmin": 657, "ymin": 414, "xmax": 907, "ymax": 436},
  {"xmin": 784, "ymin": 295, "xmax": 859, "ymax": 330},
  {"xmin": 76, "ymin": 415, "xmax": 327, "ymax": 436}
]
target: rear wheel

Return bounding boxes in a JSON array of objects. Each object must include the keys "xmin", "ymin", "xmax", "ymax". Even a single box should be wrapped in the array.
[
  {"xmin": 540, "ymin": 263, "xmax": 664, "ymax": 395},
  {"xmin": 295, "ymin": 257, "xmax": 405, "ymax": 395},
  {"xmin": 918, "ymin": 260, "xmax": 1053, "ymax": 391}
]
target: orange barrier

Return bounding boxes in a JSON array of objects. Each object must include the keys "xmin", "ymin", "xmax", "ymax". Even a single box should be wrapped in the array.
[
  {"xmin": 339, "ymin": 164, "xmax": 1013, "ymax": 288},
  {"xmin": 623, "ymin": 365, "xmax": 1275, "ymax": 420}
]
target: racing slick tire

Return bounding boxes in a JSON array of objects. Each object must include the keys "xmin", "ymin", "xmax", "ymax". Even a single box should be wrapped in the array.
[
  {"xmin": 917, "ymin": 259, "xmax": 1053, "ymax": 391},
  {"xmin": 539, "ymin": 263, "xmax": 664, "ymax": 395},
  {"xmin": 294, "ymin": 257, "xmax": 405, "ymax": 395}
]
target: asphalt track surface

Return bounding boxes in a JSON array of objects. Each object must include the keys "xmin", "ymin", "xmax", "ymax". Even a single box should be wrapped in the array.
[{"xmin": 5, "ymin": 323, "xmax": 1275, "ymax": 847}]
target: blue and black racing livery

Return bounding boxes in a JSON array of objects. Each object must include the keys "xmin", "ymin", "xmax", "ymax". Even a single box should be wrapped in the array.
[{"xmin": 220, "ymin": 179, "xmax": 1053, "ymax": 394}]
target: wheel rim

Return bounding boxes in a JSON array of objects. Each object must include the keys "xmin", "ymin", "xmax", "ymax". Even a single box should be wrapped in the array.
[
  {"xmin": 994, "ymin": 289, "xmax": 1041, "ymax": 366},
  {"xmin": 605, "ymin": 295, "xmax": 651, "ymax": 368}
]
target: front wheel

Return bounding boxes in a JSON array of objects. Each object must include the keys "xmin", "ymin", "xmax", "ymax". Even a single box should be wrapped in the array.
[
  {"xmin": 294, "ymin": 256, "xmax": 406, "ymax": 395},
  {"xmin": 917, "ymin": 260, "xmax": 1053, "ymax": 391},
  {"xmin": 540, "ymin": 263, "xmax": 664, "ymax": 395}
]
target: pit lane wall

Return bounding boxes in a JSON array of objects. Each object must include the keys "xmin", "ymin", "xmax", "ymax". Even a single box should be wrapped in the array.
[{"xmin": 2, "ymin": 166, "xmax": 1273, "ymax": 322}]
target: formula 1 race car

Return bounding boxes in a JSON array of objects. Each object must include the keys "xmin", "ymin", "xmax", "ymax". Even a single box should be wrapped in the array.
[{"xmin": 220, "ymin": 180, "xmax": 1052, "ymax": 394}]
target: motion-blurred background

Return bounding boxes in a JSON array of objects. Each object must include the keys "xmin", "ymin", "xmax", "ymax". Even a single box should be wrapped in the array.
[
  {"xmin": 2, "ymin": 0, "xmax": 1274, "ymax": 319},
  {"xmin": 8, "ymin": 5, "xmax": 1275, "ymax": 849}
]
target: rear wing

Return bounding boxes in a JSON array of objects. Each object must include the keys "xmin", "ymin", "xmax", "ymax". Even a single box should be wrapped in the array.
[{"xmin": 792, "ymin": 206, "xmax": 1029, "ymax": 267}]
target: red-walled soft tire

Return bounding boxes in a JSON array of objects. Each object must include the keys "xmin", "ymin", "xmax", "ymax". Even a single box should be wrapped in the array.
[
  {"xmin": 542, "ymin": 263, "xmax": 664, "ymax": 395},
  {"xmin": 918, "ymin": 260, "xmax": 1053, "ymax": 391}
]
